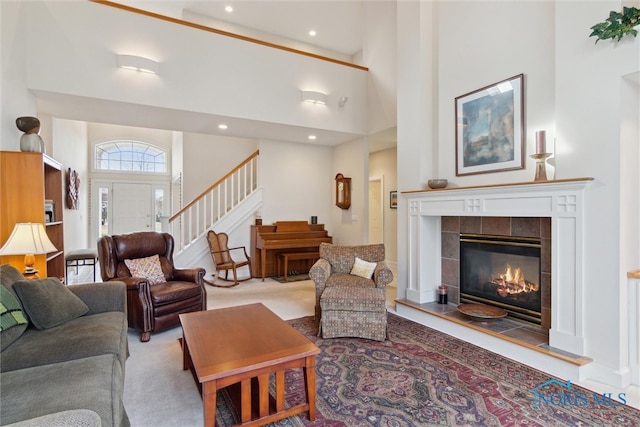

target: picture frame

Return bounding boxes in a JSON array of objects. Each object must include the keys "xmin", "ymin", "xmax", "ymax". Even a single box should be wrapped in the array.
[
  {"xmin": 44, "ymin": 199, "xmax": 55, "ymax": 223},
  {"xmin": 455, "ymin": 74, "xmax": 525, "ymax": 176},
  {"xmin": 390, "ymin": 191, "xmax": 398, "ymax": 209}
]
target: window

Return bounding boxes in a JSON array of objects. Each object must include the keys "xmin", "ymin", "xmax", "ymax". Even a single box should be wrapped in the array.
[{"xmin": 95, "ymin": 140, "xmax": 167, "ymax": 173}]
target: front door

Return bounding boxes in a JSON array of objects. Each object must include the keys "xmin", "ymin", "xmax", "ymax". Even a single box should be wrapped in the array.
[{"xmin": 112, "ymin": 183, "xmax": 153, "ymax": 234}]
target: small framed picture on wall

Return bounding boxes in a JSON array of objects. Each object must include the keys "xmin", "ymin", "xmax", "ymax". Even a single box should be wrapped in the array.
[{"xmin": 390, "ymin": 191, "xmax": 398, "ymax": 209}]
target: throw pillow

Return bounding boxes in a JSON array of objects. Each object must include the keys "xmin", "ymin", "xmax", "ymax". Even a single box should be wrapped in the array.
[
  {"xmin": 124, "ymin": 254, "xmax": 166, "ymax": 285},
  {"xmin": 0, "ymin": 286, "xmax": 28, "ymax": 332},
  {"xmin": 13, "ymin": 278, "xmax": 89, "ymax": 330},
  {"xmin": 350, "ymin": 257, "xmax": 377, "ymax": 279}
]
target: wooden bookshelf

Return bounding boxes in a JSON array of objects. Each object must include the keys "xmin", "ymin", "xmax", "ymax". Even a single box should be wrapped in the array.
[{"xmin": 0, "ymin": 151, "xmax": 65, "ymax": 279}]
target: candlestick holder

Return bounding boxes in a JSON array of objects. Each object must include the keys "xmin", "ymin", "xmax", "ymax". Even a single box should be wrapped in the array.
[{"xmin": 530, "ymin": 153, "xmax": 552, "ymax": 181}]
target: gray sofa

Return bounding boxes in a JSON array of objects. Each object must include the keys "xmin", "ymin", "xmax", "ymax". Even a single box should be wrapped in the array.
[{"xmin": 0, "ymin": 264, "xmax": 129, "ymax": 427}]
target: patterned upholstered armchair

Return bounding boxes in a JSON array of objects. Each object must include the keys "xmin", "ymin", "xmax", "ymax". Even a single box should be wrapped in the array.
[{"xmin": 309, "ymin": 243, "xmax": 393, "ymax": 340}]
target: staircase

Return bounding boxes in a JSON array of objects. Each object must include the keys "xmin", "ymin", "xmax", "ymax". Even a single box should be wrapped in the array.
[{"xmin": 169, "ymin": 150, "xmax": 261, "ymax": 267}]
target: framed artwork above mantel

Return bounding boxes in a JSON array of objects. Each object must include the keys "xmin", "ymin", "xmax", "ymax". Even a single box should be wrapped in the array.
[{"xmin": 455, "ymin": 74, "xmax": 525, "ymax": 176}]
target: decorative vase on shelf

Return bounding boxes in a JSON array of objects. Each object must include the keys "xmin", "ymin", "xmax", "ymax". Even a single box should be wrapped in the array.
[{"xmin": 16, "ymin": 116, "xmax": 44, "ymax": 153}]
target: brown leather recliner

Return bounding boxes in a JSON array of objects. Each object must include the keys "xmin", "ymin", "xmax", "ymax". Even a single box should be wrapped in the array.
[{"xmin": 98, "ymin": 231, "xmax": 206, "ymax": 342}]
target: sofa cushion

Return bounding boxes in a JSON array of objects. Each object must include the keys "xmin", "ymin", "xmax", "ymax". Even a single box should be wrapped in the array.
[
  {"xmin": 0, "ymin": 354, "xmax": 126, "ymax": 427},
  {"xmin": 0, "ymin": 285, "xmax": 29, "ymax": 351},
  {"xmin": 149, "ymin": 281, "xmax": 203, "ymax": 306},
  {"xmin": 1, "ymin": 285, "xmax": 28, "ymax": 331},
  {"xmin": 350, "ymin": 257, "xmax": 376, "ymax": 279},
  {"xmin": 1, "ymin": 311, "xmax": 127, "ymax": 373},
  {"xmin": 326, "ymin": 272, "xmax": 374, "ymax": 289},
  {"xmin": 13, "ymin": 278, "xmax": 89, "ymax": 330},
  {"xmin": 124, "ymin": 254, "xmax": 165, "ymax": 285},
  {"xmin": 2, "ymin": 409, "xmax": 101, "ymax": 427}
]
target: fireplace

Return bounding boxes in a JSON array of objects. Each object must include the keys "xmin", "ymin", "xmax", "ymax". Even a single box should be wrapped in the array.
[
  {"xmin": 460, "ymin": 233, "xmax": 542, "ymax": 325},
  {"xmin": 401, "ymin": 179, "xmax": 593, "ymax": 371}
]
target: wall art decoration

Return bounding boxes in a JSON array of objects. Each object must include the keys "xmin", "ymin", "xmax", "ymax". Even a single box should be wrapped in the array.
[
  {"xmin": 455, "ymin": 74, "xmax": 525, "ymax": 176},
  {"xmin": 390, "ymin": 191, "xmax": 398, "ymax": 209},
  {"xmin": 66, "ymin": 168, "xmax": 80, "ymax": 209}
]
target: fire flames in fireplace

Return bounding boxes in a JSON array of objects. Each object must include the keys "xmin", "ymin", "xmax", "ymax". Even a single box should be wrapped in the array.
[
  {"xmin": 491, "ymin": 265, "xmax": 540, "ymax": 297},
  {"xmin": 460, "ymin": 234, "xmax": 543, "ymax": 325}
]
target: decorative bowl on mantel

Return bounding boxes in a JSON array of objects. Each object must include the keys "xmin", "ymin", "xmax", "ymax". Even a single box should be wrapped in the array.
[{"xmin": 427, "ymin": 179, "xmax": 448, "ymax": 189}]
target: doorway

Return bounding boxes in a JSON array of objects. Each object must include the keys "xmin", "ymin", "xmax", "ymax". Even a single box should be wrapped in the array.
[
  {"xmin": 368, "ymin": 177, "xmax": 384, "ymax": 244},
  {"xmin": 112, "ymin": 183, "xmax": 153, "ymax": 234},
  {"xmin": 92, "ymin": 179, "xmax": 169, "ymax": 239}
]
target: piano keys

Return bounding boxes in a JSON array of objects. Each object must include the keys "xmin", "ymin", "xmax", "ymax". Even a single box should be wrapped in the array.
[{"xmin": 250, "ymin": 221, "xmax": 333, "ymax": 280}]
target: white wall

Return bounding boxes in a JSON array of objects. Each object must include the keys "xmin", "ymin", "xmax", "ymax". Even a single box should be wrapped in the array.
[
  {"xmin": 51, "ymin": 118, "xmax": 89, "ymax": 252},
  {"xmin": 436, "ymin": 1, "xmax": 556, "ymax": 185},
  {"xmin": 397, "ymin": 0, "xmax": 639, "ymax": 388},
  {"xmin": 554, "ymin": 0, "xmax": 639, "ymax": 386},
  {"xmin": 20, "ymin": 0, "xmax": 367, "ymax": 137},
  {"xmin": 332, "ymin": 137, "xmax": 369, "ymax": 245},
  {"xmin": 363, "ymin": 1, "xmax": 397, "ymax": 135},
  {"xmin": 182, "ymin": 134, "xmax": 258, "ymax": 202},
  {"xmin": 258, "ymin": 140, "xmax": 333, "ymax": 231},
  {"xmin": 1, "ymin": 2, "xmax": 35, "ymax": 151},
  {"xmin": 369, "ymin": 148, "xmax": 397, "ymax": 262}
]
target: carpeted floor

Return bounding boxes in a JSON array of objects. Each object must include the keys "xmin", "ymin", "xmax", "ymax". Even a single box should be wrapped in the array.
[
  {"xmin": 120, "ymin": 267, "xmax": 639, "ymax": 426},
  {"xmin": 124, "ymin": 309, "xmax": 640, "ymax": 427},
  {"xmin": 284, "ymin": 314, "xmax": 640, "ymax": 426}
]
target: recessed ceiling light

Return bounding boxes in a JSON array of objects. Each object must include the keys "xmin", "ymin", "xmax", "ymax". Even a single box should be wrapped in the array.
[
  {"xmin": 309, "ymin": 30, "xmax": 317, "ymax": 37},
  {"xmin": 308, "ymin": 135, "xmax": 317, "ymax": 140},
  {"xmin": 218, "ymin": 124, "xmax": 228, "ymax": 130},
  {"xmin": 225, "ymin": 5, "xmax": 233, "ymax": 13}
]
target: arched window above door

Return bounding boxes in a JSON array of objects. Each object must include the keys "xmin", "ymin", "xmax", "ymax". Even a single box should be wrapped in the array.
[{"xmin": 95, "ymin": 140, "xmax": 167, "ymax": 173}]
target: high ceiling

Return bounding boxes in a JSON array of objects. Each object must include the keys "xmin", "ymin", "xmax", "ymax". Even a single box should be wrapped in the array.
[
  {"xmin": 48, "ymin": 1, "xmax": 396, "ymax": 151},
  {"xmin": 117, "ymin": 1, "xmax": 365, "ymax": 59}
]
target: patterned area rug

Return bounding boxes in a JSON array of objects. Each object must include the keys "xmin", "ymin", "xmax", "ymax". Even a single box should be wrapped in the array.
[{"xmin": 268, "ymin": 313, "xmax": 640, "ymax": 427}]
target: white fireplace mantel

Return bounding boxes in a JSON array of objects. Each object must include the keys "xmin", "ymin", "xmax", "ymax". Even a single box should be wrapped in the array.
[{"xmin": 403, "ymin": 178, "xmax": 593, "ymax": 356}]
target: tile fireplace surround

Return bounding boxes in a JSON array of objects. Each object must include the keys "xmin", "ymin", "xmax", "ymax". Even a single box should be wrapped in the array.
[{"xmin": 398, "ymin": 178, "xmax": 594, "ymax": 381}]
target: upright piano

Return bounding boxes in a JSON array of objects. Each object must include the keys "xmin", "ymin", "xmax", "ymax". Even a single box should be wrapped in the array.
[{"xmin": 250, "ymin": 221, "xmax": 333, "ymax": 280}]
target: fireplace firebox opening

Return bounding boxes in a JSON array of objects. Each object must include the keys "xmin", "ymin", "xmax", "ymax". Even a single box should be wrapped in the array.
[{"xmin": 460, "ymin": 233, "xmax": 542, "ymax": 326}]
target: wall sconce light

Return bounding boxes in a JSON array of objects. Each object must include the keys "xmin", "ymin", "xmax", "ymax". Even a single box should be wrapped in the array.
[
  {"xmin": 0, "ymin": 223, "xmax": 57, "ymax": 278},
  {"xmin": 301, "ymin": 90, "xmax": 327, "ymax": 105},
  {"xmin": 117, "ymin": 54, "xmax": 160, "ymax": 74}
]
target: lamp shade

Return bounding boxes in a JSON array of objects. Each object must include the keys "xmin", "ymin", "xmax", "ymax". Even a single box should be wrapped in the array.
[{"xmin": 0, "ymin": 223, "xmax": 57, "ymax": 255}]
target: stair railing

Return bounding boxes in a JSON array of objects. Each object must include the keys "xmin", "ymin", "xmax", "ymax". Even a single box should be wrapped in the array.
[{"xmin": 169, "ymin": 150, "xmax": 259, "ymax": 252}]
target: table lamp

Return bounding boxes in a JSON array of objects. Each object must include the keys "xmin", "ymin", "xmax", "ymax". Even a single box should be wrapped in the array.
[{"xmin": 0, "ymin": 223, "xmax": 57, "ymax": 278}]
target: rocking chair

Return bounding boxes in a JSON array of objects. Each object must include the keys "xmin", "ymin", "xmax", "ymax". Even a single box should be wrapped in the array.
[{"xmin": 205, "ymin": 230, "xmax": 252, "ymax": 287}]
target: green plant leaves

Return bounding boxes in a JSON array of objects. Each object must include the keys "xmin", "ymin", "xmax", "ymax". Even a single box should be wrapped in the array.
[{"xmin": 590, "ymin": 6, "xmax": 640, "ymax": 43}]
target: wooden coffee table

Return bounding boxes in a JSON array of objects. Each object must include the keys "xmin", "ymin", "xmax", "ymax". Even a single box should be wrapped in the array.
[{"xmin": 180, "ymin": 303, "xmax": 320, "ymax": 426}]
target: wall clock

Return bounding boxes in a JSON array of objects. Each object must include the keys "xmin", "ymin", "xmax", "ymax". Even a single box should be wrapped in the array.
[{"xmin": 335, "ymin": 173, "xmax": 351, "ymax": 210}]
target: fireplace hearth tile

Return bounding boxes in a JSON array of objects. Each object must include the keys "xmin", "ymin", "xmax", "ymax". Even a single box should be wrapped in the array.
[
  {"xmin": 512, "ymin": 217, "xmax": 541, "ymax": 237},
  {"xmin": 441, "ymin": 259, "xmax": 459, "ymax": 289},
  {"xmin": 540, "ymin": 217, "xmax": 551, "ymax": 238},
  {"xmin": 481, "ymin": 217, "xmax": 511, "ymax": 235},
  {"xmin": 442, "ymin": 216, "xmax": 460, "ymax": 232},
  {"xmin": 541, "ymin": 240, "xmax": 552, "ymax": 273},
  {"xmin": 460, "ymin": 216, "xmax": 481, "ymax": 233},
  {"xmin": 502, "ymin": 326, "xmax": 548, "ymax": 346},
  {"xmin": 396, "ymin": 299, "xmax": 592, "ymax": 366},
  {"xmin": 441, "ymin": 232, "xmax": 459, "ymax": 259}
]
